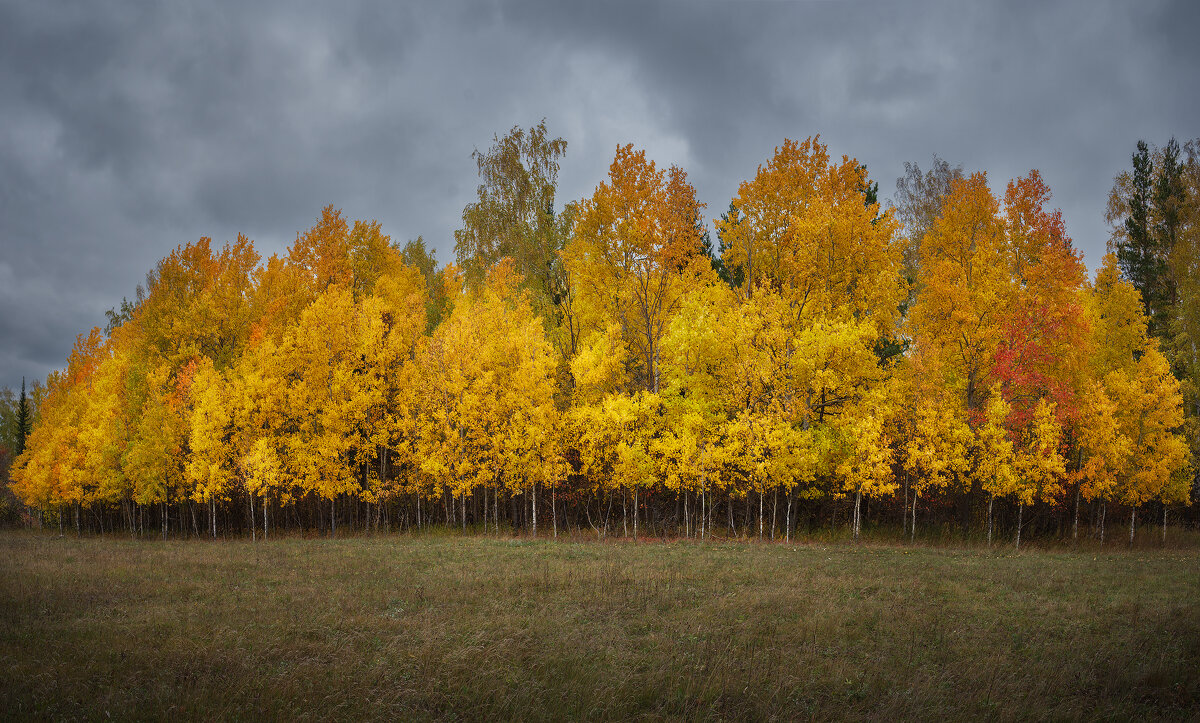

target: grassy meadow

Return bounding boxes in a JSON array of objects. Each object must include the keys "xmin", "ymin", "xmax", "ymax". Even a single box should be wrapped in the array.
[{"xmin": 2, "ymin": 530, "xmax": 1199, "ymax": 720}]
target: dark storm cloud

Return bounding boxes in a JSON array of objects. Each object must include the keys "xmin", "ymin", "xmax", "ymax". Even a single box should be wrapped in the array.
[
  {"xmin": 1, "ymin": 0, "xmax": 1197, "ymax": 392},
  {"xmin": 505, "ymin": 0, "xmax": 1199, "ymax": 251}
]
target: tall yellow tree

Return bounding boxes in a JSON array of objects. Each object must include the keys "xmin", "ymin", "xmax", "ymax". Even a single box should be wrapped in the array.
[
  {"xmin": 976, "ymin": 387, "xmax": 1016, "ymax": 546},
  {"xmin": 715, "ymin": 136, "xmax": 904, "ymax": 337},
  {"xmin": 418, "ymin": 261, "xmax": 563, "ymax": 535},
  {"xmin": 566, "ymin": 144, "xmax": 710, "ymax": 394},
  {"xmin": 910, "ymin": 172, "xmax": 1012, "ymax": 414},
  {"xmin": 1011, "ymin": 398, "xmax": 1066, "ymax": 549}
]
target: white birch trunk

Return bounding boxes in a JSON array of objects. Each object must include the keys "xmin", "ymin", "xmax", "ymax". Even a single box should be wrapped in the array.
[
  {"xmin": 911, "ymin": 491, "xmax": 918, "ymax": 543},
  {"xmin": 786, "ymin": 490, "xmax": 792, "ymax": 543},
  {"xmin": 1015, "ymin": 501, "xmax": 1023, "ymax": 551},
  {"xmin": 853, "ymin": 490, "xmax": 862, "ymax": 541}
]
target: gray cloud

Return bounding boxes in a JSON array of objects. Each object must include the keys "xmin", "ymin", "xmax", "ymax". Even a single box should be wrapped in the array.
[{"xmin": 1, "ymin": 0, "xmax": 1197, "ymax": 391}]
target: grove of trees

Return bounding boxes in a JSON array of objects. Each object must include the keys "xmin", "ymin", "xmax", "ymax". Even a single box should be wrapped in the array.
[{"xmin": 8, "ymin": 125, "xmax": 1199, "ymax": 547}]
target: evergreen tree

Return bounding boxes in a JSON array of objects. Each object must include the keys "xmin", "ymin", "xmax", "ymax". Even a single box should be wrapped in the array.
[
  {"xmin": 15, "ymin": 378, "xmax": 30, "ymax": 457},
  {"xmin": 1153, "ymin": 137, "xmax": 1185, "ymax": 333},
  {"xmin": 857, "ymin": 163, "xmax": 880, "ymax": 216},
  {"xmin": 713, "ymin": 202, "xmax": 742, "ymax": 289},
  {"xmin": 1114, "ymin": 141, "xmax": 1166, "ymax": 335},
  {"xmin": 698, "ymin": 218, "xmax": 728, "ymax": 283}
]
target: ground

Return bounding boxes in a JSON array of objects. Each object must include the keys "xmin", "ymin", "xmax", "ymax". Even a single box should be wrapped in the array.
[{"xmin": 1, "ymin": 531, "xmax": 1198, "ymax": 720}]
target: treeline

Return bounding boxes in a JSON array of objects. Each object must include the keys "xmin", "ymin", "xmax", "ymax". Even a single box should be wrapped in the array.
[{"xmin": 8, "ymin": 126, "xmax": 1200, "ymax": 547}]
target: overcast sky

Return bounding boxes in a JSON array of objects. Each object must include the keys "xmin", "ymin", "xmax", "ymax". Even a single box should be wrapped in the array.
[{"xmin": 1, "ymin": 0, "xmax": 1197, "ymax": 392}]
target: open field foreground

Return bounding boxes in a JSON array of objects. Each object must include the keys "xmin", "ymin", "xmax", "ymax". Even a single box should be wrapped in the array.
[{"xmin": 2, "ymin": 533, "xmax": 1199, "ymax": 720}]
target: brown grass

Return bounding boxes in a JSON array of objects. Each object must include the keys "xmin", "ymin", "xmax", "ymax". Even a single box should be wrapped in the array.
[{"xmin": 1, "ymin": 530, "xmax": 1198, "ymax": 720}]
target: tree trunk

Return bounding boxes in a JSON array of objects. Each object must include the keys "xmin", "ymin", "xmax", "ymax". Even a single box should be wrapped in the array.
[
  {"xmin": 910, "ymin": 492, "xmax": 917, "ymax": 543},
  {"xmin": 1015, "ymin": 501, "xmax": 1023, "ymax": 551},
  {"xmin": 264, "ymin": 495, "xmax": 269, "ymax": 541},
  {"xmin": 1162, "ymin": 504, "xmax": 1167, "ymax": 545},
  {"xmin": 1129, "ymin": 506, "xmax": 1136, "ymax": 547},
  {"xmin": 623, "ymin": 488, "xmax": 629, "ymax": 538},
  {"xmin": 786, "ymin": 489, "xmax": 792, "ymax": 543},
  {"xmin": 250, "ymin": 494, "xmax": 256, "ymax": 542},
  {"xmin": 532, "ymin": 485, "xmax": 538, "ymax": 538},
  {"xmin": 853, "ymin": 489, "xmax": 862, "ymax": 541},
  {"xmin": 1100, "ymin": 500, "xmax": 1106, "ymax": 545},
  {"xmin": 211, "ymin": 498, "xmax": 217, "ymax": 539},
  {"xmin": 161, "ymin": 501, "xmax": 167, "ymax": 541},
  {"xmin": 987, "ymin": 494, "xmax": 994, "ymax": 547},
  {"xmin": 552, "ymin": 486, "xmax": 557, "ymax": 539},
  {"xmin": 684, "ymin": 491, "xmax": 689, "ymax": 538},
  {"xmin": 331, "ymin": 497, "xmax": 336, "ymax": 537}
]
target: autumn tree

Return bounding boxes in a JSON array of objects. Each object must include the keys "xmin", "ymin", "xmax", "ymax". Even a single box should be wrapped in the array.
[
  {"xmin": 975, "ymin": 387, "xmax": 1016, "ymax": 545},
  {"xmin": 1010, "ymin": 398, "xmax": 1066, "ymax": 549},
  {"xmin": 910, "ymin": 172, "xmax": 1011, "ymax": 415},
  {"xmin": 9, "ymin": 135, "xmax": 1198, "ymax": 544},
  {"xmin": 400, "ymin": 236, "xmax": 450, "ymax": 331},
  {"xmin": 716, "ymin": 136, "xmax": 904, "ymax": 340},
  {"xmin": 418, "ymin": 261, "xmax": 564, "ymax": 536},
  {"xmin": 836, "ymin": 397, "xmax": 896, "ymax": 541},
  {"xmin": 1084, "ymin": 254, "xmax": 1190, "ymax": 543},
  {"xmin": 1106, "ymin": 348, "xmax": 1188, "ymax": 544},
  {"xmin": 566, "ymin": 144, "xmax": 710, "ymax": 394},
  {"xmin": 989, "ymin": 173, "xmax": 1089, "ymax": 542},
  {"xmin": 901, "ymin": 366, "xmax": 973, "ymax": 540},
  {"xmin": 11, "ymin": 328, "xmax": 105, "ymax": 534}
]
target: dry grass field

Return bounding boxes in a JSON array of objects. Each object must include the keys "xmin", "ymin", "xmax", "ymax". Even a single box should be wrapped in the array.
[{"xmin": 2, "ymin": 531, "xmax": 1199, "ymax": 720}]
